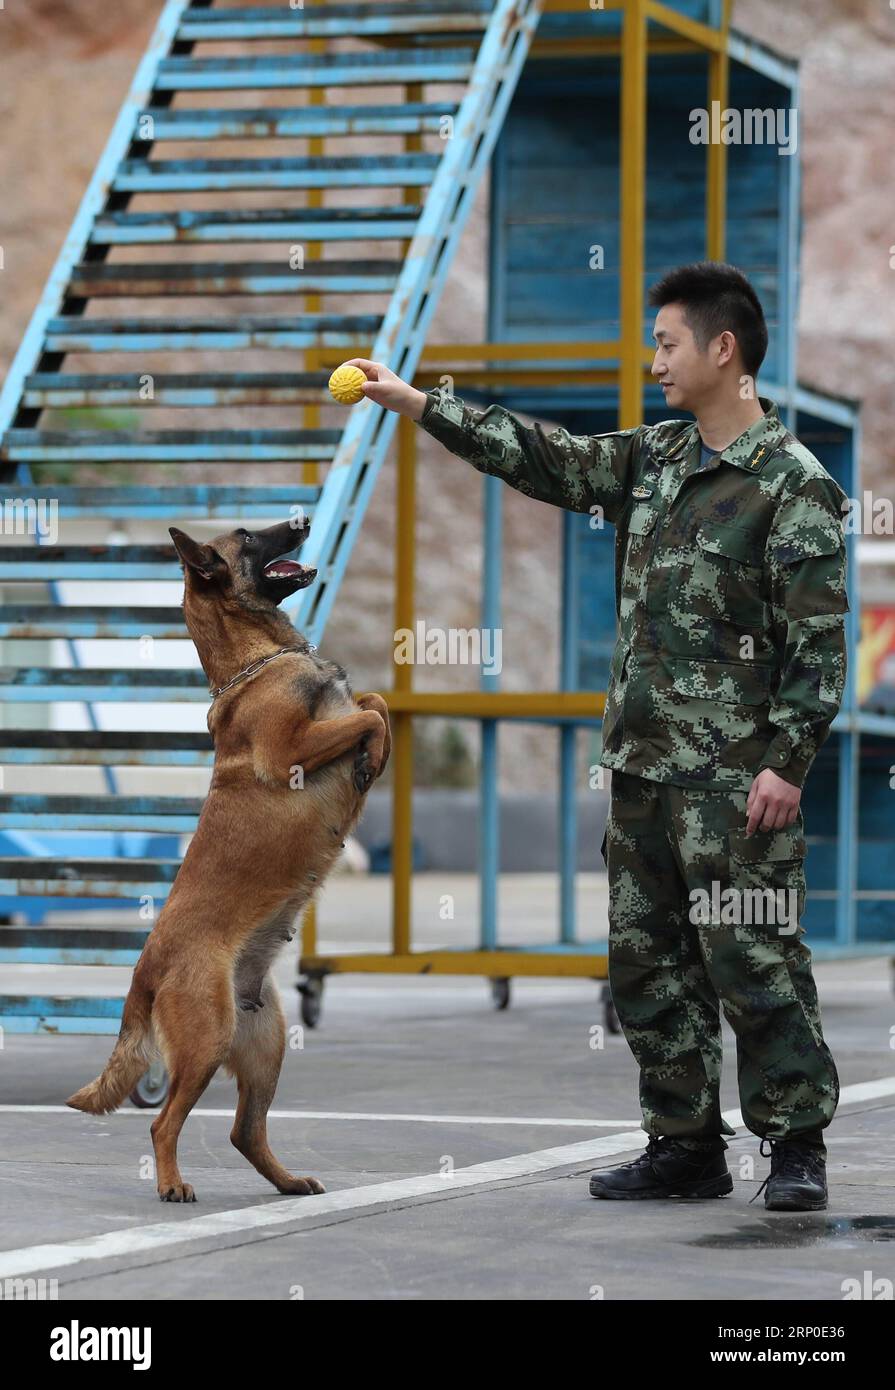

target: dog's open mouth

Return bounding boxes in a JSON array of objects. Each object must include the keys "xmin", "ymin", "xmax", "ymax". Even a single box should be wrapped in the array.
[
  {"xmin": 262, "ymin": 556, "xmax": 317, "ymax": 589},
  {"xmin": 263, "ymin": 559, "xmax": 302, "ymax": 580}
]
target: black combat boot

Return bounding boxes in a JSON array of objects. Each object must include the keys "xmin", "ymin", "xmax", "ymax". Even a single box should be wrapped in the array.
[
  {"xmin": 749, "ymin": 1137, "xmax": 828, "ymax": 1211},
  {"xmin": 588, "ymin": 1136, "xmax": 733, "ymax": 1200}
]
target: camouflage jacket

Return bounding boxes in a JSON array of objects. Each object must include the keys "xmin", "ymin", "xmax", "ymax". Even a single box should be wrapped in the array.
[{"xmin": 418, "ymin": 386, "xmax": 849, "ymax": 791}]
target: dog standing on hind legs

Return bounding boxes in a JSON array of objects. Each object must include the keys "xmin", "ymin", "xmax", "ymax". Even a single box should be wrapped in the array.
[{"xmin": 66, "ymin": 515, "xmax": 391, "ymax": 1202}]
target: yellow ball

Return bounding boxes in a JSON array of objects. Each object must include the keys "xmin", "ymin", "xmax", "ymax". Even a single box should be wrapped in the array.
[{"xmin": 328, "ymin": 363, "xmax": 367, "ymax": 406}]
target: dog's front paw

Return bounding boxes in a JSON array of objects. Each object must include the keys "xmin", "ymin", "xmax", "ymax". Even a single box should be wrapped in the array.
[
  {"xmin": 159, "ymin": 1182, "xmax": 196, "ymax": 1202},
  {"xmin": 353, "ymin": 747, "xmax": 375, "ymax": 794},
  {"xmin": 277, "ymin": 1175, "xmax": 326, "ymax": 1196}
]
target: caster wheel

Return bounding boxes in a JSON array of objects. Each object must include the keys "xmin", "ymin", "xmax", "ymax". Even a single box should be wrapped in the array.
[
  {"xmin": 298, "ymin": 977, "xmax": 324, "ymax": 1028},
  {"xmin": 129, "ymin": 1060, "xmax": 169, "ymax": 1108},
  {"xmin": 490, "ymin": 977, "xmax": 511, "ymax": 1010},
  {"xmin": 602, "ymin": 981, "xmax": 621, "ymax": 1035}
]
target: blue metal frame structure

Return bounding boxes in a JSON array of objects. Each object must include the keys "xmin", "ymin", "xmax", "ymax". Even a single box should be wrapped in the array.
[
  {"xmin": 0, "ymin": 0, "xmax": 547, "ymax": 1034},
  {"xmin": 476, "ymin": 14, "xmax": 894, "ymax": 961}
]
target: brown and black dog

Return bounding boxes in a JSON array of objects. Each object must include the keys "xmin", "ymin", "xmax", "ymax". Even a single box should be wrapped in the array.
[{"xmin": 66, "ymin": 515, "xmax": 390, "ymax": 1201}]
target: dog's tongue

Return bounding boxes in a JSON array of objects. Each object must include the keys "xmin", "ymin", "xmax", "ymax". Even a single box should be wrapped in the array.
[{"xmin": 263, "ymin": 559, "xmax": 303, "ymax": 579}]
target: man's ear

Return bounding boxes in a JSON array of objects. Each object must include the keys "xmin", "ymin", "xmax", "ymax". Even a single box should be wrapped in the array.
[
  {"xmin": 715, "ymin": 329, "xmax": 737, "ymax": 369},
  {"xmin": 168, "ymin": 527, "xmax": 227, "ymax": 583}
]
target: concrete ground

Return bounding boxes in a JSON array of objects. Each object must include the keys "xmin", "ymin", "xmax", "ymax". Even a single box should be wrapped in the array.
[{"xmin": 1, "ymin": 872, "xmax": 894, "ymax": 1302}]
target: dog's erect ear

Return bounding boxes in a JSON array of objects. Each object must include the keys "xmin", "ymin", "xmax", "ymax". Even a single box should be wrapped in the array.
[{"xmin": 168, "ymin": 527, "xmax": 227, "ymax": 583}]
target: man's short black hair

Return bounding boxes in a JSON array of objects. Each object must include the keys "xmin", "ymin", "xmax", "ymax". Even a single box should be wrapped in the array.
[{"xmin": 647, "ymin": 261, "xmax": 769, "ymax": 380}]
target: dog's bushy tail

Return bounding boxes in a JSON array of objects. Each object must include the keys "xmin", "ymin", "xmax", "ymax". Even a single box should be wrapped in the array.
[{"xmin": 66, "ymin": 978, "xmax": 154, "ymax": 1115}]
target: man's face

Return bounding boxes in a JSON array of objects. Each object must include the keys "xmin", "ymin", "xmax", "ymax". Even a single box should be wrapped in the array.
[{"xmin": 650, "ymin": 302, "xmax": 717, "ymax": 413}]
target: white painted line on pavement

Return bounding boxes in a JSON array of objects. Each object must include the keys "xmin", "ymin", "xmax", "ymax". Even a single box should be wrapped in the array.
[
  {"xmin": 0, "ymin": 1105, "xmax": 640, "ymax": 1127},
  {"xmin": 823, "ymin": 1077, "xmax": 895, "ymax": 1104},
  {"xmin": 0, "ymin": 1077, "xmax": 892, "ymax": 1281},
  {"xmin": 0, "ymin": 1129, "xmax": 650, "ymax": 1280}
]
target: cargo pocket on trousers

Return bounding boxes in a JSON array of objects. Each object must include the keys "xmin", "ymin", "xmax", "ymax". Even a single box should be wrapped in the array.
[{"xmin": 728, "ymin": 821, "xmax": 807, "ymax": 941}]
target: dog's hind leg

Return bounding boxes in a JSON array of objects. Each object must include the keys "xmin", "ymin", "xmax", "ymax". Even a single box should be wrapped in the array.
[
  {"xmin": 226, "ymin": 976, "xmax": 325, "ymax": 1196},
  {"xmin": 150, "ymin": 985, "xmax": 234, "ymax": 1202}
]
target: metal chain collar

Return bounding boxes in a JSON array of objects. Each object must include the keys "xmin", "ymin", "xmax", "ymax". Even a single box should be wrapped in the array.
[{"xmin": 208, "ymin": 643, "xmax": 317, "ymax": 703}]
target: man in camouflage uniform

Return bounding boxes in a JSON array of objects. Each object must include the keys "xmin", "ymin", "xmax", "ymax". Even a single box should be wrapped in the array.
[{"xmin": 345, "ymin": 261, "xmax": 847, "ymax": 1212}]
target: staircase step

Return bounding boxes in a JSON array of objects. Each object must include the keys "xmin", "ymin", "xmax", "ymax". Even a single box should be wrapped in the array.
[
  {"xmin": 0, "ymin": 483, "xmax": 319, "ymax": 517},
  {"xmin": 113, "ymin": 155, "xmax": 438, "ymax": 194},
  {"xmin": 68, "ymin": 260, "xmax": 402, "ymax": 297},
  {"xmin": 0, "ymin": 606, "xmax": 188, "ymax": 639},
  {"xmin": 2, "ymin": 429, "xmax": 341, "ymax": 463},
  {"xmin": 153, "ymin": 50, "xmax": 476, "ymax": 92},
  {"xmin": 23, "ymin": 372, "xmax": 333, "ymax": 408},
  {"xmin": 133, "ymin": 106, "xmax": 456, "ymax": 145},
  {"xmin": 176, "ymin": 1, "xmax": 491, "ymax": 42},
  {"xmin": 0, "ymin": 862, "xmax": 179, "ymax": 900},
  {"xmin": 0, "ymin": 668, "xmax": 209, "ymax": 701},
  {"xmin": 0, "ymin": 927, "xmax": 153, "ymax": 964},
  {"xmin": 0, "ymin": 795, "xmax": 203, "ymax": 831},
  {"xmin": 0, "ymin": 927, "xmax": 153, "ymax": 962},
  {"xmin": 0, "ymin": 544, "xmax": 179, "ymax": 581},
  {"xmin": 0, "ymin": 730, "xmax": 212, "ymax": 766},
  {"xmin": 91, "ymin": 204, "xmax": 423, "ymax": 243},
  {"xmin": 0, "ymin": 995, "xmax": 125, "ymax": 1033},
  {"xmin": 44, "ymin": 314, "xmax": 381, "ymax": 352}
]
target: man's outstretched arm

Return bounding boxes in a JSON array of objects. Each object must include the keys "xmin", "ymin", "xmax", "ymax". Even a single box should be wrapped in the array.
[{"xmin": 344, "ymin": 358, "xmax": 641, "ymax": 526}]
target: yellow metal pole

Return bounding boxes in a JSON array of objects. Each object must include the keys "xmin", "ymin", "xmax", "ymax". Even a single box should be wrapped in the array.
[
  {"xmin": 619, "ymin": 0, "xmax": 648, "ymax": 429},
  {"xmin": 644, "ymin": 0, "xmax": 726, "ymax": 51},
  {"xmin": 377, "ymin": 690, "xmax": 605, "ymax": 718},
  {"xmin": 392, "ymin": 415, "xmax": 416, "ymax": 957},
  {"xmin": 532, "ymin": 36, "xmax": 697, "ymax": 57},
  {"xmin": 300, "ymin": 2, "xmax": 328, "ymax": 963},
  {"xmin": 403, "ymin": 80, "xmax": 424, "ymax": 253},
  {"xmin": 706, "ymin": 0, "xmax": 732, "ymax": 260},
  {"xmin": 385, "ymin": 78, "xmax": 426, "ymax": 958}
]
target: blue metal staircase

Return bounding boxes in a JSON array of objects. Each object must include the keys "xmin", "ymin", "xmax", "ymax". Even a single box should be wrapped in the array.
[{"xmin": 0, "ymin": 0, "xmax": 544, "ymax": 1035}]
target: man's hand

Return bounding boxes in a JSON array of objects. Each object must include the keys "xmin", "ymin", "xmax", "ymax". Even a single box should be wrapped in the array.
[
  {"xmin": 342, "ymin": 359, "xmax": 428, "ymax": 421},
  {"xmin": 746, "ymin": 768, "xmax": 801, "ymax": 835}
]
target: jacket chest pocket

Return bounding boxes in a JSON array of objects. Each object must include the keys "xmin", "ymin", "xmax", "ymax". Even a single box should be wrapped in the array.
[
  {"xmin": 622, "ymin": 502, "xmax": 658, "ymax": 593},
  {"xmin": 690, "ymin": 521, "xmax": 765, "ymax": 621}
]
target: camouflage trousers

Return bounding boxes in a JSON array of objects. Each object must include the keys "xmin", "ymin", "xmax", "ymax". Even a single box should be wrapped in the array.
[{"xmin": 602, "ymin": 770, "xmax": 839, "ymax": 1153}]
